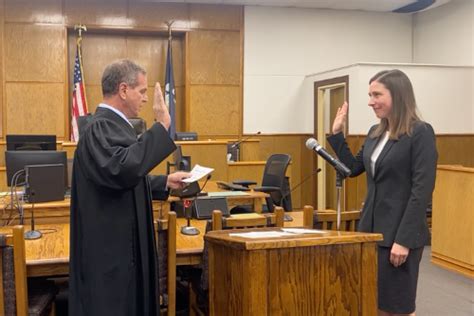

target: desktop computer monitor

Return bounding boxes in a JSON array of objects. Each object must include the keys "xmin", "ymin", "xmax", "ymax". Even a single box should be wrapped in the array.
[
  {"xmin": 6, "ymin": 134, "xmax": 57, "ymax": 151},
  {"xmin": 5, "ymin": 150, "xmax": 68, "ymax": 187}
]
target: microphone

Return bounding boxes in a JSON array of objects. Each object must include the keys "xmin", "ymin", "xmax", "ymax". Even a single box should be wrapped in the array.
[
  {"xmin": 305, "ymin": 138, "xmax": 351, "ymax": 178},
  {"xmin": 231, "ymin": 131, "xmax": 261, "ymax": 149},
  {"xmin": 227, "ymin": 131, "xmax": 261, "ymax": 162},
  {"xmin": 279, "ymin": 168, "xmax": 322, "ymax": 222}
]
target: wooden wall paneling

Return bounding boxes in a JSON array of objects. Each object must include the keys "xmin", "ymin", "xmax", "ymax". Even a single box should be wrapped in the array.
[
  {"xmin": 238, "ymin": 8, "xmax": 244, "ymax": 137},
  {"xmin": 5, "ymin": 24, "xmax": 65, "ymax": 82},
  {"xmin": 81, "ymin": 85, "xmax": 102, "ymax": 115},
  {"xmin": 189, "ymin": 4, "xmax": 242, "ymax": 31},
  {"xmin": 187, "ymin": 30, "xmax": 240, "ymax": 85},
  {"xmin": 4, "ymin": 0, "xmax": 63, "ymax": 24},
  {"xmin": 127, "ymin": 2, "xmax": 190, "ymax": 30},
  {"xmin": 63, "ymin": 25, "xmax": 70, "ymax": 140},
  {"xmin": 70, "ymin": 33, "xmax": 128, "ymax": 85},
  {"xmin": 0, "ymin": 0, "xmax": 4, "ymax": 138},
  {"xmin": 227, "ymin": 161, "xmax": 266, "ymax": 184},
  {"xmin": 64, "ymin": 0, "xmax": 127, "ymax": 27},
  {"xmin": 170, "ymin": 37, "xmax": 184, "ymax": 87},
  {"xmin": 340, "ymin": 135, "xmax": 366, "ymax": 211},
  {"xmin": 126, "ymin": 35, "xmax": 167, "ymax": 83},
  {"xmin": 184, "ymin": 31, "xmax": 190, "ymax": 131},
  {"xmin": 5, "ymin": 83, "xmax": 65, "ymax": 135},
  {"xmin": 300, "ymin": 135, "xmax": 316, "ymax": 207},
  {"xmin": 0, "ymin": 144, "xmax": 4, "ymax": 167},
  {"xmin": 0, "ymin": 167, "xmax": 6, "ymax": 192},
  {"xmin": 257, "ymin": 135, "xmax": 304, "ymax": 209},
  {"xmin": 189, "ymin": 85, "xmax": 240, "ymax": 136},
  {"xmin": 239, "ymin": 140, "xmax": 260, "ymax": 161},
  {"xmin": 436, "ymin": 135, "xmax": 474, "ymax": 167}
]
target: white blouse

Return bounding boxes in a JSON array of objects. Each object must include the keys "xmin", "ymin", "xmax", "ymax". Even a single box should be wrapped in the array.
[{"xmin": 370, "ymin": 132, "xmax": 390, "ymax": 176}]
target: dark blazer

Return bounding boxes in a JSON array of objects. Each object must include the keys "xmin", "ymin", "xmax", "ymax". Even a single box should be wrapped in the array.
[{"xmin": 327, "ymin": 122, "xmax": 437, "ymax": 249}]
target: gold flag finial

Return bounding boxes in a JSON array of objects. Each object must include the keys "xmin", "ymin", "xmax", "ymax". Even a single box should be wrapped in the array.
[
  {"xmin": 74, "ymin": 24, "xmax": 87, "ymax": 39},
  {"xmin": 165, "ymin": 20, "xmax": 175, "ymax": 40}
]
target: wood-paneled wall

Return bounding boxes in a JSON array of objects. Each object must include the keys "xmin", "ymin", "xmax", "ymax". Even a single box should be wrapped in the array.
[{"xmin": 0, "ymin": 0, "xmax": 242, "ymax": 140}]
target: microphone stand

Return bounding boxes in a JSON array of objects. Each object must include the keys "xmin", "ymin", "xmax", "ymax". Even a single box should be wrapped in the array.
[
  {"xmin": 228, "ymin": 131, "xmax": 261, "ymax": 162},
  {"xmin": 279, "ymin": 168, "xmax": 322, "ymax": 222},
  {"xmin": 335, "ymin": 171, "xmax": 344, "ymax": 231},
  {"xmin": 180, "ymin": 175, "xmax": 211, "ymax": 236},
  {"xmin": 180, "ymin": 199, "xmax": 200, "ymax": 236}
]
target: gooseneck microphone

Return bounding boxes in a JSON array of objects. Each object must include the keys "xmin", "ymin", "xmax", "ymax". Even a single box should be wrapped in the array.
[
  {"xmin": 231, "ymin": 131, "xmax": 262, "ymax": 149},
  {"xmin": 305, "ymin": 138, "xmax": 351, "ymax": 178}
]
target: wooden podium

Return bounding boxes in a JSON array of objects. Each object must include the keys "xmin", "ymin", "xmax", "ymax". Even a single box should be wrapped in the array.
[{"xmin": 205, "ymin": 228, "xmax": 382, "ymax": 315}]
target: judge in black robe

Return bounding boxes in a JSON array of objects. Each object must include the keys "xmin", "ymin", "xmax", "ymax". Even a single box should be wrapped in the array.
[{"xmin": 69, "ymin": 59, "xmax": 188, "ymax": 316}]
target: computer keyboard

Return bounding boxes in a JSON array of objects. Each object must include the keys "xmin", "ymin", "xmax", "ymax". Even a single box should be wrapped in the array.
[{"xmin": 216, "ymin": 181, "xmax": 250, "ymax": 191}]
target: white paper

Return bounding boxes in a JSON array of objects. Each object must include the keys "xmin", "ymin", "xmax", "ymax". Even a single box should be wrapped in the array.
[
  {"xmin": 281, "ymin": 228, "xmax": 328, "ymax": 234},
  {"xmin": 228, "ymin": 231, "xmax": 295, "ymax": 239},
  {"xmin": 181, "ymin": 164, "xmax": 214, "ymax": 183}
]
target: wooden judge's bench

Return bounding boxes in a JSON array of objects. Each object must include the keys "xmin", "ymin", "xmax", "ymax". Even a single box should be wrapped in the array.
[{"xmin": 205, "ymin": 228, "xmax": 383, "ymax": 315}]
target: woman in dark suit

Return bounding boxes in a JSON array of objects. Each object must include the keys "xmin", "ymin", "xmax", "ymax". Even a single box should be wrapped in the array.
[{"xmin": 327, "ymin": 69, "xmax": 437, "ymax": 316}]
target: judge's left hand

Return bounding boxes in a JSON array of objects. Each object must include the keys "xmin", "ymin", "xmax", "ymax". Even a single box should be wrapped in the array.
[
  {"xmin": 390, "ymin": 242, "xmax": 410, "ymax": 267},
  {"xmin": 167, "ymin": 171, "xmax": 192, "ymax": 190}
]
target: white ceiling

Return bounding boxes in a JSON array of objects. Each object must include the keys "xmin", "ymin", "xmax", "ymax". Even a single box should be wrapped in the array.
[{"xmin": 144, "ymin": 0, "xmax": 451, "ymax": 13}]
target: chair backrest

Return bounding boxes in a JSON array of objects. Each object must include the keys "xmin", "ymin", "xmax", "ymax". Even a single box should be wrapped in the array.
[
  {"xmin": 129, "ymin": 117, "xmax": 147, "ymax": 136},
  {"xmin": 77, "ymin": 114, "xmax": 92, "ymax": 137},
  {"xmin": 155, "ymin": 212, "xmax": 177, "ymax": 316},
  {"xmin": 303, "ymin": 206, "xmax": 361, "ymax": 231},
  {"xmin": 0, "ymin": 225, "xmax": 29, "ymax": 316},
  {"xmin": 261, "ymin": 154, "xmax": 291, "ymax": 211}
]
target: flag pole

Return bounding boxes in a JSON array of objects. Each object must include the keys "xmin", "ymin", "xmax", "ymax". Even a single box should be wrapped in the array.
[
  {"xmin": 164, "ymin": 20, "xmax": 176, "ymax": 140},
  {"xmin": 165, "ymin": 20, "xmax": 175, "ymax": 40},
  {"xmin": 71, "ymin": 24, "xmax": 88, "ymax": 141}
]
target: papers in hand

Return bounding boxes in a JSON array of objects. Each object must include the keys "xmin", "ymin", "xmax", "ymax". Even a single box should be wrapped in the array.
[{"xmin": 181, "ymin": 164, "xmax": 214, "ymax": 183}]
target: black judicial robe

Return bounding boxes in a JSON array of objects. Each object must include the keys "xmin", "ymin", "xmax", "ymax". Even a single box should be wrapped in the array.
[{"xmin": 69, "ymin": 107, "xmax": 176, "ymax": 316}]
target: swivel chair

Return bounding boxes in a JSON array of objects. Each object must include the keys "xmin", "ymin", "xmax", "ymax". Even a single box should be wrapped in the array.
[{"xmin": 233, "ymin": 154, "xmax": 292, "ymax": 220}]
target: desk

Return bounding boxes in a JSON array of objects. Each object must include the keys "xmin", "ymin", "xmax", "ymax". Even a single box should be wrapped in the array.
[
  {"xmin": 0, "ymin": 181, "xmax": 267, "ymax": 224},
  {"xmin": 0, "ymin": 212, "xmax": 305, "ymax": 277}
]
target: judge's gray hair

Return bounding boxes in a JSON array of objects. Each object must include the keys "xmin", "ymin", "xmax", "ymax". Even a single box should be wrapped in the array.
[{"xmin": 101, "ymin": 59, "xmax": 146, "ymax": 97}]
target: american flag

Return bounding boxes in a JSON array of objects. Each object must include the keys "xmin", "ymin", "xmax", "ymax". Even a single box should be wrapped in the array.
[{"xmin": 70, "ymin": 43, "xmax": 88, "ymax": 141}]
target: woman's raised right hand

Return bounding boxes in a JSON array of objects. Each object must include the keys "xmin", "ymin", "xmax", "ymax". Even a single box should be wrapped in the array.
[{"xmin": 332, "ymin": 102, "xmax": 348, "ymax": 134}]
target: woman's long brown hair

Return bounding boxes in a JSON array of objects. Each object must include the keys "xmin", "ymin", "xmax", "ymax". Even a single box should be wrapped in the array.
[{"xmin": 369, "ymin": 69, "xmax": 421, "ymax": 140}]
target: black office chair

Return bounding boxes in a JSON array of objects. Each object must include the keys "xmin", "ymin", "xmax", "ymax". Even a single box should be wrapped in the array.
[
  {"xmin": 129, "ymin": 117, "xmax": 147, "ymax": 137},
  {"xmin": 233, "ymin": 154, "xmax": 293, "ymax": 220},
  {"xmin": 77, "ymin": 113, "xmax": 92, "ymax": 138}
]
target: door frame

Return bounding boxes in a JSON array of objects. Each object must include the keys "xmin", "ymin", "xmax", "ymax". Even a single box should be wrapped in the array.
[{"xmin": 312, "ymin": 75, "xmax": 349, "ymax": 209}]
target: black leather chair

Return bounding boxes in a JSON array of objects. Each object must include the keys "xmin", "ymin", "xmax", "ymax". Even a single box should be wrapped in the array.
[
  {"xmin": 129, "ymin": 117, "xmax": 147, "ymax": 137},
  {"xmin": 77, "ymin": 114, "xmax": 92, "ymax": 138},
  {"xmin": 233, "ymin": 154, "xmax": 292, "ymax": 219}
]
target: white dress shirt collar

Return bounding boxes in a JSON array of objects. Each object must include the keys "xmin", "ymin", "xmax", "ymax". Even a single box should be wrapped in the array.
[{"xmin": 98, "ymin": 103, "xmax": 133, "ymax": 127}]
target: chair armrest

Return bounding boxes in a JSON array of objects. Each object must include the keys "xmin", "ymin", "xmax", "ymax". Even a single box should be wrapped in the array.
[
  {"xmin": 232, "ymin": 180, "xmax": 258, "ymax": 188},
  {"xmin": 253, "ymin": 186, "xmax": 280, "ymax": 193}
]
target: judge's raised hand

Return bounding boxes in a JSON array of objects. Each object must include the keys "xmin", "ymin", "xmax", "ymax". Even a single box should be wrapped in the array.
[
  {"xmin": 332, "ymin": 102, "xmax": 348, "ymax": 134},
  {"xmin": 153, "ymin": 82, "xmax": 171, "ymax": 130},
  {"xmin": 167, "ymin": 171, "xmax": 192, "ymax": 190}
]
